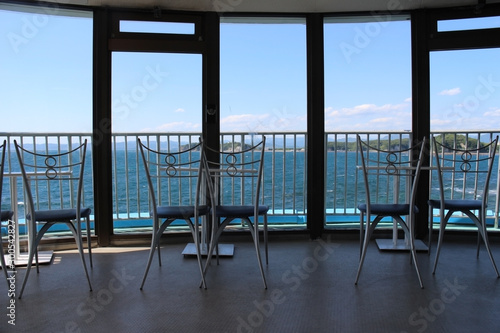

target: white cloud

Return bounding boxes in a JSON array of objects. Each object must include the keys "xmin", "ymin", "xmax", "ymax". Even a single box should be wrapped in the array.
[
  {"xmin": 324, "ymin": 100, "xmax": 412, "ymax": 131},
  {"xmin": 439, "ymin": 87, "xmax": 461, "ymax": 96},
  {"xmin": 483, "ymin": 108, "xmax": 500, "ymax": 117},
  {"xmin": 370, "ymin": 117, "xmax": 393, "ymax": 123},
  {"xmin": 431, "ymin": 118, "xmax": 453, "ymax": 125},
  {"xmin": 326, "ymin": 103, "xmax": 408, "ymax": 118},
  {"xmin": 140, "ymin": 121, "xmax": 201, "ymax": 132},
  {"xmin": 175, "ymin": 108, "xmax": 185, "ymax": 113},
  {"xmin": 220, "ymin": 112, "xmax": 307, "ymax": 132}
]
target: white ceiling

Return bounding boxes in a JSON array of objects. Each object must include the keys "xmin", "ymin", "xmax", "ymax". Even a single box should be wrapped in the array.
[{"xmin": 50, "ymin": 0, "xmax": 499, "ymax": 13}]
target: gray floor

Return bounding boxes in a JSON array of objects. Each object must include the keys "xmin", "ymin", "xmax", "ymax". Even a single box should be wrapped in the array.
[{"xmin": 2, "ymin": 233, "xmax": 500, "ymax": 333}]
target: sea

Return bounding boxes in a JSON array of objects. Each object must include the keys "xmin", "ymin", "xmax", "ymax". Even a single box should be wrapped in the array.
[{"xmin": 2, "ymin": 148, "xmax": 499, "ymax": 232}]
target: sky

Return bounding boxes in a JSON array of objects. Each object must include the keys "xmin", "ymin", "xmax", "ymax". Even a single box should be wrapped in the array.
[{"xmin": 1, "ymin": 5, "xmax": 500, "ymax": 134}]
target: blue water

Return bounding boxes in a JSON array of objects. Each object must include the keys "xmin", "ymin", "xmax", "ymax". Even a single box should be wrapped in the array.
[{"xmin": 2, "ymin": 149, "xmax": 499, "ymax": 233}]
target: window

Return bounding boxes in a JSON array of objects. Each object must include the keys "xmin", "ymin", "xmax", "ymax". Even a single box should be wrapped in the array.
[
  {"xmin": 438, "ymin": 16, "xmax": 500, "ymax": 32},
  {"xmin": 220, "ymin": 18, "xmax": 307, "ymax": 133},
  {"xmin": 430, "ymin": 48, "xmax": 500, "ymax": 131},
  {"xmin": 112, "ymin": 52, "xmax": 202, "ymax": 133},
  {"xmin": 324, "ymin": 16, "xmax": 411, "ymax": 221},
  {"xmin": 120, "ymin": 20, "xmax": 195, "ymax": 34},
  {"xmin": 111, "ymin": 52, "xmax": 202, "ymax": 231},
  {"xmin": 0, "ymin": 4, "xmax": 93, "ymax": 236},
  {"xmin": 220, "ymin": 18, "xmax": 307, "ymax": 224},
  {"xmin": 324, "ymin": 16, "xmax": 412, "ymax": 132},
  {"xmin": 0, "ymin": 4, "xmax": 93, "ymax": 132}
]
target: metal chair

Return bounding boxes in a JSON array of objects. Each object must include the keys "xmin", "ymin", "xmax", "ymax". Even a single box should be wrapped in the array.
[
  {"xmin": 14, "ymin": 139, "xmax": 93, "ymax": 298},
  {"xmin": 355, "ymin": 135, "xmax": 427, "ymax": 288},
  {"xmin": 138, "ymin": 138, "xmax": 210, "ymax": 289},
  {"xmin": 428, "ymin": 135, "xmax": 499, "ymax": 277},
  {"xmin": 1, "ymin": 140, "xmax": 14, "ymax": 282},
  {"xmin": 202, "ymin": 136, "xmax": 268, "ymax": 289}
]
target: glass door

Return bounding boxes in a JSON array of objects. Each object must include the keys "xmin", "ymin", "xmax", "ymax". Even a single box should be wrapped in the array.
[{"xmin": 111, "ymin": 51, "xmax": 202, "ymax": 233}]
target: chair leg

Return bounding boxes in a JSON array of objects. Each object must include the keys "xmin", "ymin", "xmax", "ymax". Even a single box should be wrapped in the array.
[
  {"xmin": 264, "ymin": 213, "xmax": 268, "ymax": 265},
  {"xmin": 359, "ymin": 211, "xmax": 364, "ymax": 258},
  {"xmin": 155, "ymin": 220, "xmax": 163, "ymax": 267},
  {"xmin": 69, "ymin": 222, "xmax": 92, "ymax": 292},
  {"xmin": 409, "ymin": 237, "xmax": 424, "ymax": 288},
  {"xmin": 249, "ymin": 217, "xmax": 267, "ymax": 289},
  {"xmin": 428, "ymin": 205, "xmax": 433, "ymax": 255},
  {"xmin": 432, "ymin": 210, "xmax": 451, "ymax": 274},
  {"xmin": 191, "ymin": 220, "xmax": 207, "ymax": 290},
  {"xmin": 200, "ymin": 215, "xmax": 221, "ymax": 287},
  {"xmin": 408, "ymin": 221, "xmax": 424, "ymax": 289},
  {"xmin": 355, "ymin": 216, "xmax": 372, "ymax": 285},
  {"xmin": 18, "ymin": 234, "xmax": 38, "ymax": 299},
  {"xmin": 140, "ymin": 228, "xmax": 162, "ymax": 290},
  {"xmin": 35, "ymin": 222, "xmax": 40, "ymax": 274},
  {"xmin": 18, "ymin": 223, "xmax": 50, "ymax": 299},
  {"xmin": 477, "ymin": 213, "xmax": 500, "ymax": 277},
  {"xmin": 86, "ymin": 216, "xmax": 93, "ymax": 268}
]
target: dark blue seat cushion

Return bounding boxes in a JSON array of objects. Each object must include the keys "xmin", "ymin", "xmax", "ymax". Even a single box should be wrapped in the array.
[
  {"xmin": 357, "ymin": 203, "xmax": 418, "ymax": 215},
  {"xmin": 156, "ymin": 205, "xmax": 210, "ymax": 219},
  {"xmin": 1, "ymin": 210, "xmax": 14, "ymax": 222},
  {"xmin": 428, "ymin": 199, "xmax": 482, "ymax": 211},
  {"xmin": 215, "ymin": 205, "xmax": 269, "ymax": 218},
  {"xmin": 32, "ymin": 207, "xmax": 91, "ymax": 222}
]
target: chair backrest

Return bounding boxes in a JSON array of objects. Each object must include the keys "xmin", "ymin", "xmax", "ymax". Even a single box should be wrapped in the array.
[
  {"xmin": 203, "ymin": 136, "xmax": 266, "ymax": 208},
  {"xmin": 357, "ymin": 135, "xmax": 426, "ymax": 211},
  {"xmin": 137, "ymin": 138, "xmax": 205, "ymax": 213},
  {"xmin": 14, "ymin": 139, "xmax": 88, "ymax": 216},
  {"xmin": 431, "ymin": 135, "xmax": 498, "ymax": 206}
]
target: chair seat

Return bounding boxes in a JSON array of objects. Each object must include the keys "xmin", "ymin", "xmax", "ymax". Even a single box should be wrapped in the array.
[
  {"xmin": 1, "ymin": 210, "xmax": 14, "ymax": 222},
  {"xmin": 32, "ymin": 207, "xmax": 91, "ymax": 222},
  {"xmin": 357, "ymin": 203, "xmax": 419, "ymax": 215},
  {"xmin": 156, "ymin": 205, "xmax": 210, "ymax": 219},
  {"xmin": 428, "ymin": 199, "xmax": 482, "ymax": 211},
  {"xmin": 215, "ymin": 205, "xmax": 269, "ymax": 218}
]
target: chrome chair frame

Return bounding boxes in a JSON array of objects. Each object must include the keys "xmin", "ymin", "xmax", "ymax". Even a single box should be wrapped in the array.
[
  {"xmin": 355, "ymin": 135, "xmax": 426, "ymax": 288},
  {"xmin": 138, "ymin": 138, "xmax": 210, "ymax": 290},
  {"xmin": 202, "ymin": 137, "xmax": 268, "ymax": 289},
  {"xmin": 14, "ymin": 139, "xmax": 92, "ymax": 298},
  {"xmin": 428, "ymin": 135, "xmax": 499, "ymax": 277}
]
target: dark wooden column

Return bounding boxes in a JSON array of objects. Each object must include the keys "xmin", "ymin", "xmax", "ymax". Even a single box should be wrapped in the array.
[
  {"xmin": 306, "ymin": 14, "xmax": 325, "ymax": 239},
  {"xmin": 411, "ymin": 10, "xmax": 431, "ymax": 240},
  {"xmin": 92, "ymin": 8, "xmax": 113, "ymax": 246},
  {"xmin": 203, "ymin": 12, "xmax": 220, "ymax": 156}
]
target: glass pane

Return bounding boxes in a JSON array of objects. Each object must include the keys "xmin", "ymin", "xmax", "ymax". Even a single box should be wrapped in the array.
[
  {"xmin": 324, "ymin": 18, "xmax": 412, "ymax": 132},
  {"xmin": 120, "ymin": 20, "xmax": 195, "ymax": 34},
  {"xmin": 111, "ymin": 52, "xmax": 202, "ymax": 232},
  {"xmin": 430, "ymin": 48, "xmax": 500, "ymax": 131},
  {"xmin": 112, "ymin": 52, "xmax": 202, "ymax": 132},
  {"xmin": 0, "ymin": 5, "xmax": 93, "ymax": 238},
  {"xmin": 0, "ymin": 6, "xmax": 93, "ymax": 132},
  {"xmin": 438, "ymin": 16, "xmax": 500, "ymax": 32},
  {"xmin": 430, "ymin": 48, "xmax": 500, "ymax": 224},
  {"xmin": 324, "ymin": 17, "xmax": 411, "ymax": 222},
  {"xmin": 220, "ymin": 19, "xmax": 307, "ymax": 226},
  {"xmin": 220, "ymin": 19, "xmax": 307, "ymax": 132}
]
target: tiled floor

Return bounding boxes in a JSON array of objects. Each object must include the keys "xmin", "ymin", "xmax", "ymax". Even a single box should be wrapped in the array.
[{"xmin": 2, "ymin": 233, "xmax": 499, "ymax": 333}]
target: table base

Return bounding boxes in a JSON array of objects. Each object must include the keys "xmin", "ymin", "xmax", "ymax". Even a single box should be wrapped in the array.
[
  {"xmin": 182, "ymin": 243, "xmax": 234, "ymax": 257},
  {"xmin": 376, "ymin": 239, "xmax": 428, "ymax": 252},
  {"xmin": 2, "ymin": 251, "xmax": 54, "ymax": 267}
]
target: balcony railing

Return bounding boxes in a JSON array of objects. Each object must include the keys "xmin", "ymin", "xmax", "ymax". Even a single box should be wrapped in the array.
[{"xmin": 1, "ymin": 130, "xmax": 499, "ymax": 237}]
